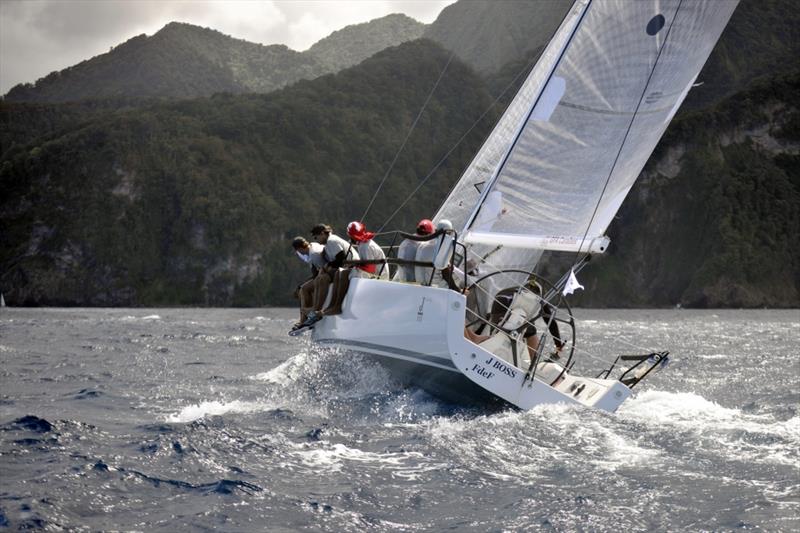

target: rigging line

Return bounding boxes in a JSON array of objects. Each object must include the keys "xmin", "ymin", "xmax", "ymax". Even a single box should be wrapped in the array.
[
  {"xmin": 570, "ymin": 0, "xmax": 684, "ymax": 271},
  {"xmin": 360, "ymin": 49, "xmax": 456, "ymax": 225},
  {"xmin": 376, "ymin": 46, "xmax": 544, "ymax": 233}
]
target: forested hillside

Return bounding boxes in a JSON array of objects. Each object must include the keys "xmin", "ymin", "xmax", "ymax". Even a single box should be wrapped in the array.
[
  {"xmin": 424, "ymin": 0, "xmax": 571, "ymax": 74},
  {"xmin": 683, "ymin": 0, "xmax": 800, "ymax": 110},
  {"xmin": 4, "ymin": 23, "xmax": 315, "ymax": 101},
  {"xmin": 0, "ymin": 41, "xmax": 494, "ymax": 305},
  {"xmin": 307, "ymin": 14, "xmax": 425, "ymax": 72}
]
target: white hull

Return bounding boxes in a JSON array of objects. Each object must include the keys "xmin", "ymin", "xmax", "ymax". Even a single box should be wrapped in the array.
[{"xmin": 312, "ymin": 278, "xmax": 631, "ymax": 412}]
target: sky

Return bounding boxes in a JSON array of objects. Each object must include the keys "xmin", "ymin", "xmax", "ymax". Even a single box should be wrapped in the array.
[{"xmin": 0, "ymin": 0, "xmax": 455, "ymax": 94}]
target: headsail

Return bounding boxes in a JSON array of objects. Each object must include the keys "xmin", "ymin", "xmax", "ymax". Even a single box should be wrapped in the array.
[{"xmin": 435, "ymin": 0, "xmax": 738, "ymax": 275}]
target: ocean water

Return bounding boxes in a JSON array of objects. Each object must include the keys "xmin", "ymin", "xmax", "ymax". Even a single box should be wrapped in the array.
[{"xmin": 0, "ymin": 307, "xmax": 797, "ymax": 531}]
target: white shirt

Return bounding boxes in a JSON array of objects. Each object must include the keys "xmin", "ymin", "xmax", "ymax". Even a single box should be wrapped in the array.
[
  {"xmin": 392, "ymin": 239, "xmax": 420, "ymax": 282},
  {"xmin": 356, "ymin": 239, "xmax": 389, "ymax": 280},
  {"xmin": 414, "ymin": 240, "xmax": 436, "ymax": 285},
  {"xmin": 308, "ymin": 242, "xmax": 326, "ymax": 269},
  {"xmin": 324, "ymin": 234, "xmax": 358, "ymax": 265},
  {"xmin": 295, "ymin": 242, "xmax": 326, "ymax": 270}
]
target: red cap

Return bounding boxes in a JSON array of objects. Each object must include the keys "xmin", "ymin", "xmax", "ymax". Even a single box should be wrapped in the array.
[
  {"xmin": 416, "ymin": 219, "xmax": 434, "ymax": 235},
  {"xmin": 347, "ymin": 221, "xmax": 375, "ymax": 243}
]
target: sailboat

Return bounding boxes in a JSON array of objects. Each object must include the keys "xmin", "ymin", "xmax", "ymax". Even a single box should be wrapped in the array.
[{"xmin": 302, "ymin": 0, "xmax": 739, "ymax": 412}]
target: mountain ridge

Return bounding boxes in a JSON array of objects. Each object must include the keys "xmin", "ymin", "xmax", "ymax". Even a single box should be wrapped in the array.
[{"xmin": 3, "ymin": 15, "xmax": 426, "ymax": 103}]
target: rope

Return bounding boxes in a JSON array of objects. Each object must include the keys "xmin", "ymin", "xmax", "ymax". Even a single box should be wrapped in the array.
[
  {"xmin": 361, "ymin": 50, "xmax": 456, "ymax": 225},
  {"xmin": 377, "ymin": 49, "xmax": 544, "ymax": 232}
]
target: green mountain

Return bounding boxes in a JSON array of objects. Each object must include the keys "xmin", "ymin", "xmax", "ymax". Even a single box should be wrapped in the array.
[
  {"xmin": 424, "ymin": 0, "xmax": 572, "ymax": 74},
  {"xmin": 4, "ymin": 23, "xmax": 318, "ymax": 102},
  {"xmin": 683, "ymin": 0, "xmax": 800, "ymax": 110},
  {"xmin": 307, "ymin": 14, "xmax": 426, "ymax": 72},
  {"xmin": 3, "ymin": 15, "xmax": 426, "ymax": 103},
  {"xmin": 0, "ymin": 40, "xmax": 494, "ymax": 305}
]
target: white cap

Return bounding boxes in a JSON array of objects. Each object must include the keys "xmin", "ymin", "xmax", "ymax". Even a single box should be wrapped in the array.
[{"xmin": 436, "ymin": 219, "xmax": 453, "ymax": 231}]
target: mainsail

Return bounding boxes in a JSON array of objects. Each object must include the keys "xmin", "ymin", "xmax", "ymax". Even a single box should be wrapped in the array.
[{"xmin": 434, "ymin": 0, "xmax": 738, "ymax": 278}]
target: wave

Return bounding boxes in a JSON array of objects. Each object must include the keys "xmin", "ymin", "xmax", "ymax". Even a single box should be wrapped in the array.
[
  {"xmin": 283, "ymin": 440, "xmax": 442, "ymax": 481},
  {"xmin": 620, "ymin": 390, "xmax": 799, "ymax": 466},
  {"xmin": 250, "ymin": 350, "xmax": 313, "ymax": 384},
  {"xmin": 165, "ymin": 399, "xmax": 278, "ymax": 423},
  {"xmin": 121, "ymin": 314, "xmax": 161, "ymax": 321},
  {"xmin": 168, "ymin": 347, "xmax": 447, "ymax": 424},
  {"xmin": 92, "ymin": 460, "xmax": 263, "ymax": 495},
  {"xmin": 251, "ymin": 347, "xmax": 400, "ymax": 402},
  {"xmin": 3, "ymin": 415, "xmax": 54, "ymax": 433}
]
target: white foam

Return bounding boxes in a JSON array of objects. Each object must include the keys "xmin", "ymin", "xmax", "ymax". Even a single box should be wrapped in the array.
[
  {"xmin": 165, "ymin": 399, "xmax": 275, "ymax": 423},
  {"xmin": 695, "ymin": 353, "xmax": 729, "ymax": 360},
  {"xmin": 251, "ymin": 351, "xmax": 311, "ymax": 384},
  {"xmin": 620, "ymin": 390, "xmax": 741, "ymax": 424},
  {"xmin": 250, "ymin": 348, "xmax": 395, "ymax": 402},
  {"xmin": 620, "ymin": 390, "xmax": 800, "ymax": 466},
  {"xmin": 123, "ymin": 314, "xmax": 162, "ymax": 321},
  {"xmin": 288, "ymin": 441, "xmax": 436, "ymax": 479}
]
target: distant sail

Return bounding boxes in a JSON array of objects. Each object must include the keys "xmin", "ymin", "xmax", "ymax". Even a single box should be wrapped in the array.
[{"xmin": 435, "ymin": 0, "xmax": 738, "ymax": 274}]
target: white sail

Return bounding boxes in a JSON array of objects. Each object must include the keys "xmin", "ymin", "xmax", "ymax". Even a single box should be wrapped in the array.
[{"xmin": 435, "ymin": 0, "xmax": 738, "ymax": 274}]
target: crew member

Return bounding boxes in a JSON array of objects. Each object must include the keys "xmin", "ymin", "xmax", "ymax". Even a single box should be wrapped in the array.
[
  {"xmin": 291, "ymin": 236, "xmax": 326, "ymax": 329},
  {"xmin": 323, "ymin": 221, "xmax": 387, "ymax": 316},
  {"xmin": 489, "ymin": 282, "xmax": 564, "ymax": 361},
  {"xmin": 392, "ymin": 219, "xmax": 434, "ymax": 282},
  {"xmin": 303, "ymin": 224, "xmax": 359, "ymax": 326}
]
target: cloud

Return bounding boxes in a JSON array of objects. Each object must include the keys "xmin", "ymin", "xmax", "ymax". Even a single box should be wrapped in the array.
[
  {"xmin": 0, "ymin": 0, "xmax": 454, "ymax": 94},
  {"xmin": 165, "ymin": 1, "xmax": 287, "ymax": 43}
]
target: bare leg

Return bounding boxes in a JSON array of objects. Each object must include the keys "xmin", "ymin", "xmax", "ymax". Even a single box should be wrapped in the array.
[
  {"xmin": 324, "ymin": 269, "xmax": 351, "ymax": 315},
  {"xmin": 464, "ymin": 328, "xmax": 490, "ymax": 344},
  {"xmin": 313, "ymin": 272, "xmax": 331, "ymax": 312},
  {"xmin": 299, "ymin": 279, "xmax": 315, "ymax": 322},
  {"xmin": 322, "ymin": 270, "xmax": 341, "ymax": 315}
]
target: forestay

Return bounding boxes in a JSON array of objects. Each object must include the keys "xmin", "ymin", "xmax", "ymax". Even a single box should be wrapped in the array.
[{"xmin": 434, "ymin": 0, "xmax": 738, "ymax": 277}]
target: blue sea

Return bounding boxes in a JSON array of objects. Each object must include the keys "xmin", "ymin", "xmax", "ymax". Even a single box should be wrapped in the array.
[{"xmin": 0, "ymin": 307, "xmax": 798, "ymax": 531}]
